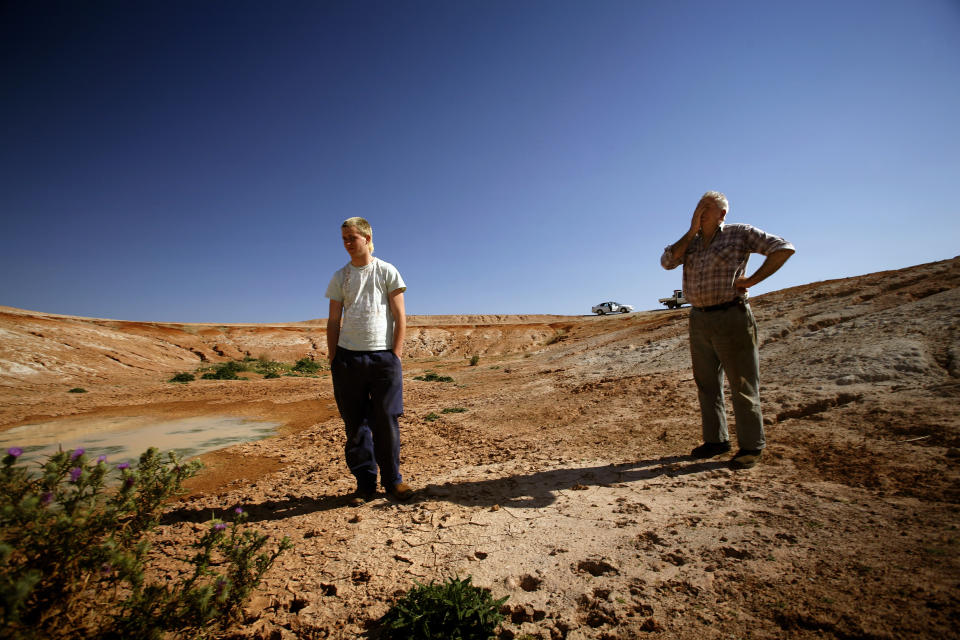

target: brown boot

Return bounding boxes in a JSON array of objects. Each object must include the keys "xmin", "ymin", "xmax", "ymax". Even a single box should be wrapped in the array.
[
  {"xmin": 731, "ymin": 449, "xmax": 763, "ymax": 469},
  {"xmin": 388, "ymin": 482, "xmax": 414, "ymax": 501}
]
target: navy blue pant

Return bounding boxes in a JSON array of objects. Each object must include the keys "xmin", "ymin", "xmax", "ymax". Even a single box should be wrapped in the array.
[{"xmin": 331, "ymin": 348, "xmax": 404, "ymax": 492}]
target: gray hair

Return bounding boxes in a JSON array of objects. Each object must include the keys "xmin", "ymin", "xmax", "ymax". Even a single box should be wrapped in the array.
[{"xmin": 701, "ymin": 190, "xmax": 729, "ymax": 213}]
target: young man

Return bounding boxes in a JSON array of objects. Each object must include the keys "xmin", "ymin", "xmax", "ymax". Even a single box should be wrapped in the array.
[
  {"xmin": 661, "ymin": 191, "xmax": 795, "ymax": 469},
  {"xmin": 326, "ymin": 217, "xmax": 412, "ymax": 504}
]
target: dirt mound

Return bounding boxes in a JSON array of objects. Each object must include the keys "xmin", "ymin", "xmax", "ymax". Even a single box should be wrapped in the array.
[
  {"xmin": 0, "ymin": 310, "xmax": 580, "ymax": 397},
  {"xmin": 1, "ymin": 257, "xmax": 958, "ymax": 638}
]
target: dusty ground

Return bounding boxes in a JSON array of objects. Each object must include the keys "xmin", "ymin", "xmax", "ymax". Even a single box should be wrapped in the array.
[{"xmin": 1, "ymin": 257, "xmax": 958, "ymax": 638}]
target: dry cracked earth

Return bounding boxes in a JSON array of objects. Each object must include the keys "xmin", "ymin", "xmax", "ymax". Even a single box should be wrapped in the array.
[{"xmin": 1, "ymin": 257, "xmax": 958, "ymax": 639}]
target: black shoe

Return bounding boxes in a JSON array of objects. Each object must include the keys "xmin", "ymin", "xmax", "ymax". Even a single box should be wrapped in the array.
[
  {"xmin": 690, "ymin": 441, "xmax": 732, "ymax": 459},
  {"xmin": 731, "ymin": 449, "xmax": 763, "ymax": 469},
  {"xmin": 347, "ymin": 489, "xmax": 376, "ymax": 507}
]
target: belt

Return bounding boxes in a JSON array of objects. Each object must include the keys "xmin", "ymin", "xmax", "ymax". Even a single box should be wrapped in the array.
[{"xmin": 693, "ymin": 298, "xmax": 746, "ymax": 312}]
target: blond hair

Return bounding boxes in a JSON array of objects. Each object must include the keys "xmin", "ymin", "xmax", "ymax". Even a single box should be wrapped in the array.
[
  {"xmin": 700, "ymin": 190, "xmax": 729, "ymax": 213},
  {"xmin": 341, "ymin": 217, "xmax": 373, "ymax": 254}
]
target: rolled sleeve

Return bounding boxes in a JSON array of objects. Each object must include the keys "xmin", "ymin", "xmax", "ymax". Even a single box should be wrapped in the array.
[
  {"xmin": 769, "ymin": 239, "xmax": 795, "ymax": 254},
  {"xmin": 747, "ymin": 227, "xmax": 794, "ymax": 256},
  {"xmin": 661, "ymin": 246, "xmax": 682, "ymax": 270}
]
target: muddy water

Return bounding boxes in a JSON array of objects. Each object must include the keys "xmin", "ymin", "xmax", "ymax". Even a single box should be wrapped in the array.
[{"xmin": 0, "ymin": 415, "xmax": 281, "ymax": 466}]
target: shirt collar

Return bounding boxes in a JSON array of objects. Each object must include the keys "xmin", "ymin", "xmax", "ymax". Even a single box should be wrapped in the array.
[{"xmin": 697, "ymin": 221, "xmax": 725, "ymax": 241}]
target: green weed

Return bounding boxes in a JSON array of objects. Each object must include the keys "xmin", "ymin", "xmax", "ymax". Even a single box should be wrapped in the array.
[
  {"xmin": 379, "ymin": 576, "xmax": 507, "ymax": 640},
  {"xmin": 0, "ymin": 446, "xmax": 291, "ymax": 639},
  {"xmin": 292, "ymin": 358, "xmax": 322, "ymax": 374},
  {"xmin": 253, "ymin": 360, "xmax": 288, "ymax": 376},
  {"xmin": 200, "ymin": 361, "xmax": 244, "ymax": 380},
  {"xmin": 414, "ymin": 371, "xmax": 454, "ymax": 383}
]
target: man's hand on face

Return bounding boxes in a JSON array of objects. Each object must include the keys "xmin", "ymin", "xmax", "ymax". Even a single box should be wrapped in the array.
[{"xmin": 690, "ymin": 199, "xmax": 707, "ymax": 234}]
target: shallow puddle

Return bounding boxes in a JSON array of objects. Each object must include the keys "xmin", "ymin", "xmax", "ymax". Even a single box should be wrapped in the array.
[{"xmin": 0, "ymin": 415, "xmax": 281, "ymax": 466}]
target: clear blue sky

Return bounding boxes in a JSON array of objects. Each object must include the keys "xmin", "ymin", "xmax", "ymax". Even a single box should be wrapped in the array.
[{"xmin": 2, "ymin": 1, "xmax": 958, "ymax": 322}]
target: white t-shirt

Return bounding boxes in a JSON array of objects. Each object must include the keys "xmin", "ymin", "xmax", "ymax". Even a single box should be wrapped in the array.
[{"xmin": 325, "ymin": 257, "xmax": 406, "ymax": 351}]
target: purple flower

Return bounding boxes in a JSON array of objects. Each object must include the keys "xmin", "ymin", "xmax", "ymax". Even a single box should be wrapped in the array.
[
  {"xmin": 233, "ymin": 507, "xmax": 244, "ymax": 515},
  {"xmin": 96, "ymin": 455, "xmax": 107, "ymax": 464},
  {"xmin": 6, "ymin": 447, "xmax": 23, "ymax": 459},
  {"xmin": 70, "ymin": 448, "xmax": 85, "ymax": 460},
  {"xmin": 124, "ymin": 477, "xmax": 135, "ymax": 488},
  {"xmin": 116, "ymin": 462, "xmax": 130, "ymax": 470},
  {"xmin": 213, "ymin": 522, "xmax": 227, "ymax": 531},
  {"xmin": 69, "ymin": 467, "xmax": 83, "ymax": 483},
  {"xmin": 41, "ymin": 492, "xmax": 54, "ymax": 506}
]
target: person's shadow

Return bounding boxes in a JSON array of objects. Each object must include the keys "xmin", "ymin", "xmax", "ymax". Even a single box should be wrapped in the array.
[
  {"xmin": 160, "ymin": 453, "xmax": 725, "ymax": 525},
  {"xmin": 417, "ymin": 454, "xmax": 725, "ymax": 509}
]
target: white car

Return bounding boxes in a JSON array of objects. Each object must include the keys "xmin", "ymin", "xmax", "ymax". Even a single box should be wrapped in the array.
[{"xmin": 592, "ymin": 301, "xmax": 633, "ymax": 315}]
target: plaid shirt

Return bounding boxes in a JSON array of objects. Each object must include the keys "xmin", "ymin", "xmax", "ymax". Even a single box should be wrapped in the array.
[{"xmin": 661, "ymin": 223, "xmax": 794, "ymax": 308}]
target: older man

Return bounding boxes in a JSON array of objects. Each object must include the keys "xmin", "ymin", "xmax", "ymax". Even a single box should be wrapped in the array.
[{"xmin": 661, "ymin": 191, "xmax": 795, "ymax": 469}]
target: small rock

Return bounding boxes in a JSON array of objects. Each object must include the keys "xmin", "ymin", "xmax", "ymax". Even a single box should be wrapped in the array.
[
  {"xmin": 519, "ymin": 574, "xmax": 542, "ymax": 592},
  {"xmin": 641, "ymin": 617, "xmax": 664, "ymax": 632},
  {"xmin": 509, "ymin": 603, "xmax": 536, "ymax": 623},
  {"xmin": 351, "ymin": 569, "xmax": 371, "ymax": 584}
]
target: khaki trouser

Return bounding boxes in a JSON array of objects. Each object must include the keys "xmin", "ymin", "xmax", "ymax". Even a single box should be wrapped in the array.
[{"xmin": 688, "ymin": 304, "xmax": 765, "ymax": 451}]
